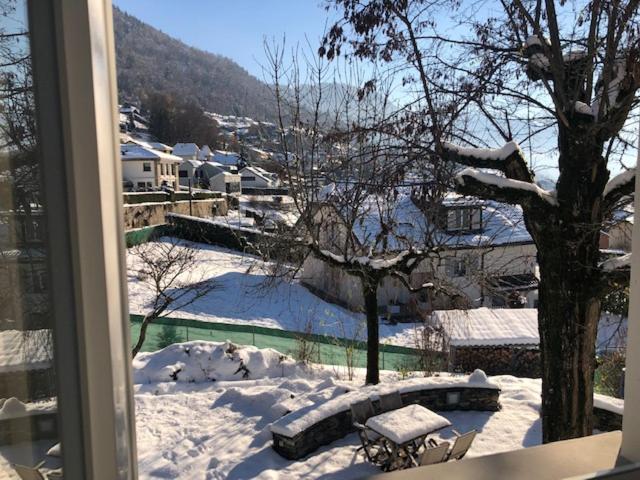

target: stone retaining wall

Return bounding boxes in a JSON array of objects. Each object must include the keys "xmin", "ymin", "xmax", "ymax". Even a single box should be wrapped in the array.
[
  {"xmin": 451, "ymin": 345, "xmax": 541, "ymax": 378},
  {"xmin": 123, "ymin": 198, "xmax": 228, "ymax": 230},
  {"xmin": 272, "ymin": 386, "xmax": 501, "ymax": 460},
  {"xmin": 0, "ymin": 411, "xmax": 57, "ymax": 446},
  {"xmin": 593, "ymin": 407, "xmax": 623, "ymax": 432},
  {"xmin": 0, "ymin": 368, "xmax": 55, "ymax": 402}
]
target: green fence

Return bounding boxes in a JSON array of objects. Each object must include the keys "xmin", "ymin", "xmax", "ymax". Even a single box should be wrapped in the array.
[
  {"xmin": 130, "ymin": 314, "xmax": 425, "ymax": 371},
  {"xmin": 125, "ymin": 225, "xmax": 173, "ymax": 247}
]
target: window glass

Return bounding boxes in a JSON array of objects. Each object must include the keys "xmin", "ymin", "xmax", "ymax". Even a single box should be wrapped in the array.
[
  {"xmin": 143, "ymin": 162, "xmax": 151, "ymax": 172},
  {"xmin": 0, "ymin": 1, "xmax": 61, "ymax": 476}
]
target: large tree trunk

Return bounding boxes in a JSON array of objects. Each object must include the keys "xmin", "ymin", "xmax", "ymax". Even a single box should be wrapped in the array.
[
  {"xmin": 362, "ymin": 277, "xmax": 380, "ymax": 385},
  {"xmin": 537, "ymin": 258, "xmax": 600, "ymax": 442},
  {"xmin": 533, "ymin": 128, "xmax": 606, "ymax": 442}
]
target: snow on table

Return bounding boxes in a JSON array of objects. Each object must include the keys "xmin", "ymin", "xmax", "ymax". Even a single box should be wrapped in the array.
[{"xmin": 365, "ymin": 404, "xmax": 451, "ymax": 445}]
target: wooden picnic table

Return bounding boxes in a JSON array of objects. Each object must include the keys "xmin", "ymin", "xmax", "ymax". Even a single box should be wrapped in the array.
[{"xmin": 365, "ymin": 404, "xmax": 451, "ymax": 470}]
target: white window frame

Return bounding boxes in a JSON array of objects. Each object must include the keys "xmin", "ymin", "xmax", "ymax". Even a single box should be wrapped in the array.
[{"xmin": 30, "ymin": 1, "xmax": 137, "ymax": 478}]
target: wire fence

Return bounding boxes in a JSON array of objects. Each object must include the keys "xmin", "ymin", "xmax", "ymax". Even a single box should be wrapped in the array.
[{"xmin": 130, "ymin": 314, "xmax": 424, "ymax": 371}]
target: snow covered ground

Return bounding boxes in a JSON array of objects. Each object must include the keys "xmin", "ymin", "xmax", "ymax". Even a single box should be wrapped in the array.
[
  {"xmin": 132, "ymin": 340, "xmax": 545, "ymax": 479},
  {"xmin": 127, "ymin": 238, "xmax": 422, "ymax": 347}
]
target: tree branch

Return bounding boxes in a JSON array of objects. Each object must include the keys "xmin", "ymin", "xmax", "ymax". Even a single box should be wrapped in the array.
[
  {"xmin": 441, "ymin": 140, "xmax": 534, "ymax": 183},
  {"xmin": 455, "ymin": 168, "xmax": 558, "ymax": 208},
  {"xmin": 603, "ymin": 168, "xmax": 635, "ymax": 211}
]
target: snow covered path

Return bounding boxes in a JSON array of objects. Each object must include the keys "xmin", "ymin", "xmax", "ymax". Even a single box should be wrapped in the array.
[
  {"xmin": 127, "ymin": 239, "xmax": 422, "ymax": 347},
  {"xmin": 134, "ymin": 372, "xmax": 543, "ymax": 479}
]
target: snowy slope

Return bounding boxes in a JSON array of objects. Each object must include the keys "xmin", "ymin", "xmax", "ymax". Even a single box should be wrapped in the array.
[{"xmin": 127, "ymin": 239, "xmax": 422, "ymax": 347}]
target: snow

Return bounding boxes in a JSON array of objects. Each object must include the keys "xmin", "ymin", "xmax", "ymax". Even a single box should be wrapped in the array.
[
  {"xmin": 317, "ymin": 249, "xmax": 412, "ymax": 270},
  {"xmin": 270, "ymin": 373, "xmax": 499, "ymax": 437},
  {"xmin": 594, "ymin": 393, "xmax": 624, "ymax": 415},
  {"xmin": 127, "ymin": 238, "xmax": 423, "ymax": 347},
  {"xmin": 0, "ymin": 397, "xmax": 56, "ymax": 420},
  {"xmin": 130, "ymin": 346, "xmax": 623, "ymax": 479},
  {"xmin": 603, "ymin": 168, "xmax": 635, "ymax": 198},
  {"xmin": 0, "ymin": 329, "xmax": 52, "ymax": 373},
  {"xmin": 121, "ymin": 144, "xmax": 182, "ymax": 163},
  {"xmin": 443, "ymin": 141, "xmax": 521, "ymax": 161},
  {"xmin": 594, "ymin": 58, "xmax": 628, "ymax": 119},
  {"xmin": 574, "ymin": 101, "xmax": 594, "ymax": 116},
  {"xmin": 365, "ymin": 404, "xmax": 451, "ymax": 444},
  {"xmin": 600, "ymin": 253, "xmax": 631, "ymax": 271},
  {"xmin": 432, "ymin": 308, "xmax": 539, "ymax": 347},
  {"xmin": 456, "ymin": 168, "xmax": 559, "ymax": 206},
  {"xmin": 132, "ymin": 340, "xmax": 313, "ymax": 384}
]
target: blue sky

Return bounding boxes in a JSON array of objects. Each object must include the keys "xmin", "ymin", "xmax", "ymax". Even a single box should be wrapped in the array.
[{"xmin": 113, "ymin": 0, "xmax": 334, "ymax": 81}]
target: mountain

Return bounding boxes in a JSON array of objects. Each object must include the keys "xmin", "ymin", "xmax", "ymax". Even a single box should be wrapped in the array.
[{"xmin": 113, "ymin": 7, "xmax": 276, "ymax": 121}]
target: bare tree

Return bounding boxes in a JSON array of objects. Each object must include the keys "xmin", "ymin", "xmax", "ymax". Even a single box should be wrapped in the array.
[
  {"xmin": 262, "ymin": 42, "xmax": 463, "ymax": 384},
  {"xmin": 322, "ymin": 0, "xmax": 640, "ymax": 441},
  {"xmin": 128, "ymin": 238, "xmax": 217, "ymax": 357}
]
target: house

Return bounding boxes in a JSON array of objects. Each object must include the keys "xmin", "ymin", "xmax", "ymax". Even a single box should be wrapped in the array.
[
  {"xmin": 209, "ymin": 170, "xmax": 241, "ymax": 195},
  {"xmin": 212, "ymin": 149, "xmax": 242, "ymax": 170},
  {"xmin": 431, "ymin": 308, "xmax": 540, "ymax": 377},
  {"xmin": 172, "ymin": 143, "xmax": 200, "ymax": 161},
  {"xmin": 120, "ymin": 144, "xmax": 182, "ymax": 191},
  {"xmin": 301, "ymin": 189, "xmax": 539, "ymax": 318},
  {"xmin": 198, "ymin": 145, "xmax": 214, "ymax": 161},
  {"xmin": 119, "ymin": 104, "xmax": 149, "ymax": 133},
  {"xmin": 178, "ymin": 159, "xmax": 203, "ymax": 187},
  {"xmin": 601, "ymin": 206, "xmax": 633, "ymax": 252},
  {"xmin": 239, "ymin": 166, "xmax": 280, "ymax": 189}
]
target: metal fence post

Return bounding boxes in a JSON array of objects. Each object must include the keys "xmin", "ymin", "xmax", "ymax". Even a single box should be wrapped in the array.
[{"xmin": 186, "ymin": 326, "xmax": 189, "ymax": 341}]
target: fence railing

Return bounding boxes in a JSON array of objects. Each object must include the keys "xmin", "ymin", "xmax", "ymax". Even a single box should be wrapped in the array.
[{"xmin": 130, "ymin": 314, "xmax": 427, "ymax": 371}]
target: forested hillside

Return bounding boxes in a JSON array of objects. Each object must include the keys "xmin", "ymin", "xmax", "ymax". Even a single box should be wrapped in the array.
[{"xmin": 113, "ymin": 7, "xmax": 276, "ymax": 121}]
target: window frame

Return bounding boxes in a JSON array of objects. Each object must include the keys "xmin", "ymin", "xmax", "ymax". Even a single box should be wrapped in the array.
[{"xmin": 29, "ymin": 1, "xmax": 137, "ymax": 478}]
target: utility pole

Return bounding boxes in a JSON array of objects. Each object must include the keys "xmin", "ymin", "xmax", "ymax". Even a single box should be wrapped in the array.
[{"xmin": 188, "ymin": 179, "xmax": 193, "ymax": 216}]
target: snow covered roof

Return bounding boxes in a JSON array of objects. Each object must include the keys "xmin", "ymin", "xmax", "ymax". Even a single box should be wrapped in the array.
[
  {"xmin": 240, "ymin": 166, "xmax": 273, "ymax": 183},
  {"xmin": 181, "ymin": 159, "xmax": 204, "ymax": 169},
  {"xmin": 198, "ymin": 145, "xmax": 213, "ymax": 160},
  {"xmin": 0, "ymin": 329, "xmax": 53, "ymax": 373},
  {"xmin": 121, "ymin": 145, "xmax": 182, "ymax": 163},
  {"xmin": 333, "ymin": 189, "xmax": 532, "ymax": 251},
  {"xmin": 433, "ymin": 308, "xmax": 539, "ymax": 347},
  {"xmin": 212, "ymin": 150, "xmax": 241, "ymax": 166},
  {"xmin": 173, "ymin": 143, "xmax": 200, "ymax": 157}
]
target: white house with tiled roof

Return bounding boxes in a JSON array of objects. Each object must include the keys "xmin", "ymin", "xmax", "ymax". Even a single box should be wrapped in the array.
[{"xmin": 121, "ymin": 144, "xmax": 181, "ymax": 190}]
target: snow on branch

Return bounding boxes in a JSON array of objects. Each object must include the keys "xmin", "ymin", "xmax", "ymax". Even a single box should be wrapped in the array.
[
  {"xmin": 318, "ymin": 249, "xmax": 413, "ymax": 271},
  {"xmin": 442, "ymin": 141, "xmax": 521, "ymax": 161},
  {"xmin": 603, "ymin": 168, "xmax": 635, "ymax": 210},
  {"xmin": 456, "ymin": 168, "xmax": 558, "ymax": 206},
  {"xmin": 441, "ymin": 140, "xmax": 533, "ymax": 183}
]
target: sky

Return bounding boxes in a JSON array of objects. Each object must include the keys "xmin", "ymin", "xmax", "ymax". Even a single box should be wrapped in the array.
[{"xmin": 113, "ymin": 0, "xmax": 334, "ymax": 81}]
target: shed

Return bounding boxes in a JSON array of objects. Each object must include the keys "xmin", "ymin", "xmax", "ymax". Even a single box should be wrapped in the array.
[{"xmin": 432, "ymin": 308, "xmax": 541, "ymax": 377}]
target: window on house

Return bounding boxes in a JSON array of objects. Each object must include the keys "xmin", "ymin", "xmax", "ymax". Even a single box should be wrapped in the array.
[
  {"xmin": 179, "ymin": 170, "xmax": 188, "ymax": 178},
  {"xmin": 446, "ymin": 207, "xmax": 482, "ymax": 232},
  {"xmin": 445, "ymin": 255, "xmax": 479, "ymax": 277},
  {"xmin": 242, "ymin": 176, "xmax": 256, "ymax": 181},
  {"xmin": 143, "ymin": 162, "xmax": 151, "ymax": 172}
]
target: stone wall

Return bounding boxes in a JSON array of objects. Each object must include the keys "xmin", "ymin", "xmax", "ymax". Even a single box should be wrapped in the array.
[
  {"xmin": 123, "ymin": 198, "xmax": 228, "ymax": 230},
  {"xmin": 593, "ymin": 407, "xmax": 623, "ymax": 432},
  {"xmin": 272, "ymin": 386, "xmax": 501, "ymax": 460},
  {"xmin": 0, "ymin": 368, "xmax": 56, "ymax": 402},
  {"xmin": 452, "ymin": 345, "xmax": 541, "ymax": 378},
  {"xmin": 0, "ymin": 411, "xmax": 57, "ymax": 446}
]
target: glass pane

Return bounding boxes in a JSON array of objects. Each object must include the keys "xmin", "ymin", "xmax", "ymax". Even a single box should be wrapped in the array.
[{"xmin": 0, "ymin": 1, "xmax": 61, "ymax": 477}]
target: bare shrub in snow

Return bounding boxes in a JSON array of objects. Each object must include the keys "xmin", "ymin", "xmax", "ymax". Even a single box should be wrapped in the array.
[{"xmin": 128, "ymin": 238, "xmax": 217, "ymax": 358}]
